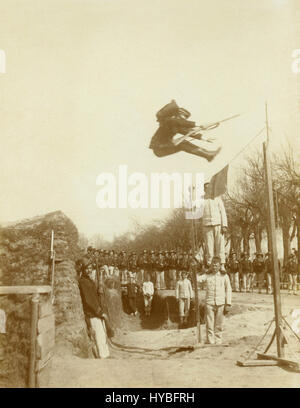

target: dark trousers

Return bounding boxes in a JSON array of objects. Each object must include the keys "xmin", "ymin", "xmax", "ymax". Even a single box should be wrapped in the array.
[{"xmin": 128, "ymin": 296, "xmax": 137, "ymax": 313}]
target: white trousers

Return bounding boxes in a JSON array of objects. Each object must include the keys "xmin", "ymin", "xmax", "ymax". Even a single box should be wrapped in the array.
[
  {"xmin": 206, "ymin": 304, "xmax": 225, "ymax": 344},
  {"xmin": 204, "ymin": 225, "xmax": 225, "ymax": 264},
  {"xmin": 89, "ymin": 317, "xmax": 110, "ymax": 359},
  {"xmin": 144, "ymin": 295, "xmax": 153, "ymax": 313},
  {"xmin": 230, "ymin": 272, "xmax": 240, "ymax": 291},
  {"xmin": 178, "ymin": 297, "xmax": 190, "ymax": 317},
  {"xmin": 288, "ymin": 274, "xmax": 298, "ymax": 293}
]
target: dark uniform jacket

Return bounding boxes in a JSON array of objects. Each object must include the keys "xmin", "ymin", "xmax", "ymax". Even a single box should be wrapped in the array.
[
  {"xmin": 107, "ymin": 255, "xmax": 115, "ymax": 267},
  {"xmin": 118, "ymin": 254, "xmax": 128, "ymax": 269},
  {"xmin": 169, "ymin": 255, "xmax": 178, "ymax": 268},
  {"xmin": 102, "ymin": 254, "xmax": 109, "ymax": 266},
  {"xmin": 78, "ymin": 276, "xmax": 103, "ymax": 319},
  {"xmin": 128, "ymin": 256, "xmax": 138, "ymax": 272},
  {"xmin": 265, "ymin": 258, "xmax": 273, "ymax": 274},
  {"xmin": 252, "ymin": 259, "xmax": 266, "ymax": 274},
  {"xmin": 155, "ymin": 255, "xmax": 165, "ymax": 271},
  {"xmin": 148, "ymin": 255, "xmax": 157, "ymax": 271},
  {"xmin": 228, "ymin": 259, "xmax": 239, "ymax": 273},
  {"xmin": 240, "ymin": 259, "xmax": 252, "ymax": 274},
  {"xmin": 286, "ymin": 258, "xmax": 298, "ymax": 275},
  {"xmin": 149, "ymin": 117, "xmax": 196, "ymax": 149},
  {"xmin": 138, "ymin": 254, "xmax": 149, "ymax": 270},
  {"xmin": 179, "ymin": 255, "xmax": 189, "ymax": 271},
  {"xmin": 127, "ymin": 282, "xmax": 139, "ymax": 298}
]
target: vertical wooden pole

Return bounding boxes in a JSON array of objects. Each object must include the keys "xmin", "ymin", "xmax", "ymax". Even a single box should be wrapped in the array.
[
  {"xmin": 190, "ymin": 186, "xmax": 201, "ymax": 344},
  {"xmin": 28, "ymin": 294, "xmax": 39, "ymax": 388},
  {"xmin": 263, "ymin": 103, "xmax": 283, "ymax": 357},
  {"xmin": 50, "ymin": 230, "xmax": 55, "ymax": 303}
]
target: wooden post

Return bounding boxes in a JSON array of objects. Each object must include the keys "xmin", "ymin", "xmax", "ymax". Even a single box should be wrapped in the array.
[
  {"xmin": 263, "ymin": 103, "xmax": 283, "ymax": 357},
  {"xmin": 28, "ymin": 294, "xmax": 39, "ymax": 388},
  {"xmin": 190, "ymin": 186, "xmax": 201, "ymax": 344},
  {"xmin": 50, "ymin": 230, "xmax": 55, "ymax": 302}
]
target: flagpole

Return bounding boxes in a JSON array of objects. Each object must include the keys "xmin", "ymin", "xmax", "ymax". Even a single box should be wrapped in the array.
[
  {"xmin": 190, "ymin": 186, "xmax": 201, "ymax": 344},
  {"xmin": 262, "ymin": 102, "xmax": 283, "ymax": 357}
]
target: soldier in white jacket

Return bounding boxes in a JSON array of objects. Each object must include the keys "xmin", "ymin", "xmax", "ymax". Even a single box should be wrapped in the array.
[
  {"xmin": 202, "ymin": 182, "xmax": 228, "ymax": 271},
  {"xmin": 142, "ymin": 274, "xmax": 154, "ymax": 317},
  {"xmin": 176, "ymin": 271, "xmax": 193, "ymax": 326},
  {"xmin": 197, "ymin": 256, "xmax": 232, "ymax": 344}
]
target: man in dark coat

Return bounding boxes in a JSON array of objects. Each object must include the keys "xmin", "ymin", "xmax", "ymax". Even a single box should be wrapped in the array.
[
  {"xmin": 285, "ymin": 253, "xmax": 299, "ymax": 295},
  {"xmin": 149, "ymin": 100, "xmax": 221, "ymax": 161},
  {"xmin": 127, "ymin": 275, "xmax": 140, "ymax": 315},
  {"xmin": 252, "ymin": 253, "xmax": 266, "ymax": 294},
  {"xmin": 78, "ymin": 264, "xmax": 114, "ymax": 340}
]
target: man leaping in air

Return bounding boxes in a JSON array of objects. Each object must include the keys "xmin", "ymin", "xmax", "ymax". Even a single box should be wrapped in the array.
[{"xmin": 149, "ymin": 99, "xmax": 221, "ymax": 162}]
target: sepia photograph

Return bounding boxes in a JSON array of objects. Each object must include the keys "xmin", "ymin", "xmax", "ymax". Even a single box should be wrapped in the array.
[{"xmin": 0, "ymin": 0, "xmax": 300, "ymax": 389}]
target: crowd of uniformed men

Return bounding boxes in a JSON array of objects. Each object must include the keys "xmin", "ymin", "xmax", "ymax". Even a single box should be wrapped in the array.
[
  {"xmin": 76, "ymin": 246, "xmax": 299, "ymax": 348},
  {"xmin": 77, "ymin": 246, "xmax": 299, "ymax": 295}
]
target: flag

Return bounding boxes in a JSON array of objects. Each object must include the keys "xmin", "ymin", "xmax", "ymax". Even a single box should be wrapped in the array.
[{"xmin": 210, "ymin": 165, "xmax": 229, "ymax": 198}]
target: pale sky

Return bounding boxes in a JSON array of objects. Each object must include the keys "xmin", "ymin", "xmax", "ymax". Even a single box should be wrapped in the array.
[{"xmin": 0, "ymin": 0, "xmax": 299, "ymax": 241}]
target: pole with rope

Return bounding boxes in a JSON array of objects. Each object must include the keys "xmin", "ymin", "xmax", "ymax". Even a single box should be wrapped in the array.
[
  {"xmin": 262, "ymin": 102, "xmax": 283, "ymax": 357},
  {"xmin": 49, "ymin": 230, "xmax": 56, "ymax": 304},
  {"xmin": 189, "ymin": 185, "xmax": 202, "ymax": 344}
]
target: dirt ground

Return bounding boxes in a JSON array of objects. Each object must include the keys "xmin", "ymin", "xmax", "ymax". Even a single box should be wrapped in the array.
[{"xmin": 48, "ymin": 290, "xmax": 300, "ymax": 388}]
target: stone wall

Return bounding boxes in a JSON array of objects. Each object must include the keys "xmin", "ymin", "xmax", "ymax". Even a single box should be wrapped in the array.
[
  {"xmin": 53, "ymin": 260, "xmax": 92, "ymax": 357},
  {"xmin": 0, "ymin": 293, "xmax": 54, "ymax": 388},
  {"xmin": 0, "ymin": 211, "xmax": 80, "ymax": 286},
  {"xmin": 0, "ymin": 294, "xmax": 31, "ymax": 387},
  {"xmin": 0, "ymin": 211, "xmax": 92, "ymax": 387}
]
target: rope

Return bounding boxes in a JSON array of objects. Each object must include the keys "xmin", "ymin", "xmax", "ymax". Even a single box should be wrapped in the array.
[
  {"xmin": 242, "ymin": 319, "xmax": 274, "ymax": 362},
  {"xmin": 282, "ymin": 317, "xmax": 300, "ymax": 343},
  {"xmin": 227, "ymin": 127, "xmax": 266, "ymax": 168},
  {"xmin": 108, "ymin": 337, "xmax": 194, "ymax": 354}
]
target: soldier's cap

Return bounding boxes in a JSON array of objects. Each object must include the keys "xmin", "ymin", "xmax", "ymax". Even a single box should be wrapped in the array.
[
  {"xmin": 204, "ymin": 182, "xmax": 210, "ymax": 186},
  {"xmin": 289, "ymin": 254, "xmax": 295, "ymax": 258},
  {"xmin": 256, "ymin": 252, "xmax": 263, "ymax": 257},
  {"xmin": 212, "ymin": 256, "xmax": 221, "ymax": 263},
  {"xmin": 231, "ymin": 251, "xmax": 237, "ymax": 255},
  {"xmin": 87, "ymin": 246, "xmax": 93, "ymax": 251}
]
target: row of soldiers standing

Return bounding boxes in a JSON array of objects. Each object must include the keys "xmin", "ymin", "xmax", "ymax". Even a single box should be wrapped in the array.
[
  {"xmin": 78, "ymin": 247, "xmax": 200, "ymax": 290},
  {"xmin": 78, "ymin": 246, "xmax": 299, "ymax": 295},
  {"xmin": 226, "ymin": 251, "xmax": 299, "ymax": 295}
]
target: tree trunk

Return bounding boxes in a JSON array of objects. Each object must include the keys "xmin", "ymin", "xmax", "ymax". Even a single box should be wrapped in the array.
[
  {"xmin": 230, "ymin": 234, "xmax": 240, "ymax": 255},
  {"xmin": 296, "ymin": 212, "xmax": 300, "ymax": 271},
  {"xmin": 254, "ymin": 226, "xmax": 262, "ymax": 253},
  {"xmin": 281, "ymin": 218, "xmax": 291, "ymax": 266},
  {"xmin": 243, "ymin": 231, "xmax": 250, "ymax": 254}
]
